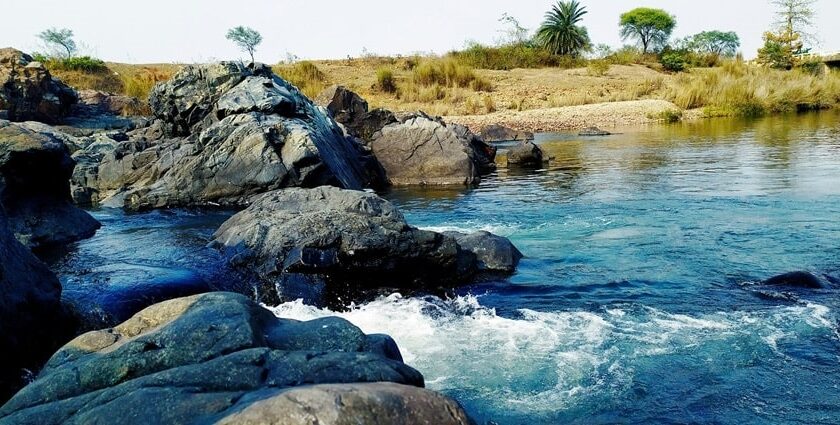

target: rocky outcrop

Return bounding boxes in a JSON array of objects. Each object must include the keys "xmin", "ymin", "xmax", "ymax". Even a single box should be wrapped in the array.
[
  {"xmin": 0, "ymin": 206, "xmax": 73, "ymax": 402},
  {"xmin": 506, "ymin": 141, "xmax": 545, "ymax": 167},
  {"xmin": 0, "ymin": 120, "xmax": 100, "ymax": 250},
  {"xmin": 71, "ymin": 63, "xmax": 385, "ymax": 209},
  {"xmin": 0, "ymin": 48, "xmax": 77, "ymax": 124},
  {"xmin": 74, "ymin": 90, "xmax": 144, "ymax": 117},
  {"xmin": 0, "ymin": 292, "xmax": 472, "ymax": 424},
  {"xmin": 212, "ymin": 187, "xmax": 520, "ymax": 305},
  {"xmin": 316, "ymin": 85, "xmax": 397, "ymax": 142},
  {"xmin": 370, "ymin": 112, "xmax": 496, "ymax": 186},
  {"xmin": 478, "ymin": 124, "xmax": 534, "ymax": 142},
  {"xmin": 446, "ymin": 230, "xmax": 523, "ymax": 274}
]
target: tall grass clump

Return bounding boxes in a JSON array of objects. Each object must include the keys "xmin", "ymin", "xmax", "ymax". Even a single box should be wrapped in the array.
[
  {"xmin": 449, "ymin": 42, "xmax": 583, "ymax": 70},
  {"xmin": 375, "ymin": 67, "xmax": 397, "ymax": 93},
  {"xmin": 411, "ymin": 58, "xmax": 491, "ymax": 91},
  {"xmin": 274, "ymin": 61, "xmax": 327, "ymax": 98},
  {"xmin": 665, "ymin": 61, "xmax": 840, "ymax": 117},
  {"xmin": 122, "ymin": 68, "xmax": 172, "ymax": 100}
]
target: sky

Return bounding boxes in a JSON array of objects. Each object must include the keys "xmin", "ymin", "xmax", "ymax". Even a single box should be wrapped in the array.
[{"xmin": 3, "ymin": 0, "xmax": 839, "ymax": 63}]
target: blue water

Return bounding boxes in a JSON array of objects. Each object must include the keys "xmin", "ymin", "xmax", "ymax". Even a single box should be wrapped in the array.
[{"xmin": 53, "ymin": 112, "xmax": 840, "ymax": 424}]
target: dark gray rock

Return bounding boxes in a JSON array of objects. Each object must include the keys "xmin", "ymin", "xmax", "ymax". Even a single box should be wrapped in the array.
[
  {"xmin": 0, "ymin": 206, "xmax": 72, "ymax": 402},
  {"xmin": 74, "ymin": 90, "xmax": 144, "ymax": 117},
  {"xmin": 315, "ymin": 85, "xmax": 397, "ymax": 142},
  {"xmin": 578, "ymin": 126, "xmax": 611, "ymax": 136},
  {"xmin": 0, "ymin": 292, "xmax": 459, "ymax": 425},
  {"xmin": 478, "ymin": 124, "xmax": 534, "ymax": 142},
  {"xmin": 506, "ymin": 141, "xmax": 545, "ymax": 167},
  {"xmin": 0, "ymin": 48, "xmax": 77, "ymax": 124},
  {"xmin": 762, "ymin": 271, "xmax": 826, "ymax": 289},
  {"xmin": 446, "ymin": 230, "xmax": 523, "ymax": 274},
  {"xmin": 370, "ymin": 112, "xmax": 495, "ymax": 186},
  {"xmin": 0, "ymin": 120, "xmax": 100, "ymax": 250},
  {"xmin": 211, "ymin": 186, "xmax": 465, "ymax": 305}
]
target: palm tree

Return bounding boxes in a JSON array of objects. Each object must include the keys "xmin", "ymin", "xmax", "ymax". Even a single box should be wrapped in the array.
[{"xmin": 536, "ymin": 0, "xmax": 591, "ymax": 57}]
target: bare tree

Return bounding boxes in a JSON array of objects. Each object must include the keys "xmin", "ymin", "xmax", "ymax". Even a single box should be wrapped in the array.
[
  {"xmin": 771, "ymin": 0, "xmax": 817, "ymax": 49},
  {"xmin": 37, "ymin": 28, "xmax": 77, "ymax": 58},
  {"xmin": 226, "ymin": 26, "xmax": 263, "ymax": 64}
]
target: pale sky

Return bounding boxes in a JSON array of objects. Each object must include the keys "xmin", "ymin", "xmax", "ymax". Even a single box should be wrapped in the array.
[{"xmin": 4, "ymin": 0, "xmax": 839, "ymax": 63}]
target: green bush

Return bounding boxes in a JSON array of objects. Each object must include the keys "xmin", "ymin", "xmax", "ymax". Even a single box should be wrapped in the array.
[
  {"xmin": 660, "ymin": 51, "xmax": 687, "ymax": 72},
  {"xmin": 448, "ymin": 42, "xmax": 582, "ymax": 70},
  {"xmin": 375, "ymin": 67, "xmax": 397, "ymax": 93},
  {"xmin": 587, "ymin": 59, "xmax": 610, "ymax": 76},
  {"xmin": 411, "ymin": 58, "xmax": 491, "ymax": 90},
  {"xmin": 49, "ymin": 56, "xmax": 108, "ymax": 73}
]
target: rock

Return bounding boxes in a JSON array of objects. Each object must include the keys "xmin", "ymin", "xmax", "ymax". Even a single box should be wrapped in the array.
[
  {"xmin": 478, "ymin": 124, "xmax": 534, "ymax": 142},
  {"xmin": 0, "ymin": 120, "xmax": 100, "ymax": 250},
  {"xmin": 446, "ymin": 231, "xmax": 523, "ymax": 274},
  {"xmin": 211, "ymin": 186, "xmax": 466, "ymax": 305},
  {"xmin": 0, "ymin": 292, "xmax": 458, "ymax": 424},
  {"xmin": 316, "ymin": 85, "xmax": 397, "ymax": 142},
  {"xmin": 212, "ymin": 383, "xmax": 475, "ymax": 425},
  {"xmin": 370, "ymin": 112, "xmax": 496, "ymax": 186},
  {"xmin": 761, "ymin": 271, "xmax": 826, "ymax": 289},
  {"xmin": 71, "ymin": 63, "xmax": 385, "ymax": 209},
  {"xmin": 506, "ymin": 141, "xmax": 545, "ymax": 166},
  {"xmin": 0, "ymin": 48, "xmax": 77, "ymax": 124},
  {"xmin": 62, "ymin": 263, "xmax": 212, "ymax": 330},
  {"xmin": 578, "ymin": 126, "xmax": 611, "ymax": 136},
  {"xmin": 74, "ymin": 90, "xmax": 145, "ymax": 117},
  {"xmin": 0, "ymin": 206, "xmax": 73, "ymax": 402}
]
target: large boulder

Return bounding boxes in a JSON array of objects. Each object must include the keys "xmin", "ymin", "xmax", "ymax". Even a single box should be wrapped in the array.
[
  {"xmin": 506, "ymin": 141, "xmax": 546, "ymax": 167},
  {"xmin": 0, "ymin": 206, "xmax": 73, "ymax": 402},
  {"xmin": 74, "ymin": 90, "xmax": 144, "ymax": 117},
  {"xmin": 0, "ymin": 292, "xmax": 473, "ymax": 424},
  {"xmin": 478, "ymin": 124, "xmax": 534, "ymax": 143},
  {"xmin": 370, "ymin": 112, "xmax": 496, "ymax": 186},
  {"xmin": 0, "ymin": 48, "xmax": 77, "ymax": 124},
  {"xmin": 316, "ymin": 85, "xmax": 397, "ymax": 142},
  {"xmin": 71, "ymin": 63, "xmax": 385, "ymax": 209},
  {"xmin": 446, "ymin": 230, "xmax": 523, "ymax": 274},
  {"xmin": 0, "ymin": 120, "xmax": 100, "ymax": 250},
  {"xmin": 211, "ymin": 186, "xmax": 520, "ymax": 305}
]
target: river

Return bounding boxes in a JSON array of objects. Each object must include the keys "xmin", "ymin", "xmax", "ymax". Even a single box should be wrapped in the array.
[{"xmin": 51, "ymin": 112, "xmax": 840, "ymax": 424}]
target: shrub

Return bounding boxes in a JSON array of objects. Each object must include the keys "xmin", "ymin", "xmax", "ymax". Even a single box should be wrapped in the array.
[
  {"xmin": 411, "ymin": 58, "xmax": 491, "ymax": 91},
  {"xmin": 587, "ymin": 59, "xmax": 610, "ymax": 76},
  {"xmin": 375, "ymin": 67, "xmax": 397, "ymax": 93},
  {"xmin": 660, "ymin": 51, "xmax": 687, "ymax": 72},
  {"xmin": 649, "ymin": 109, "xmax": 683, "ymax": 122},
  {"xmin": 448, "ymin": 42, "xmax": 580, "ymax": 70},
  {"xmin": 46, "ymin": 56, "xmax": 108, "ymax": 73},
  {"xmin": 483, "ymin": 95, "xmax": 496, "ymax": 113}
]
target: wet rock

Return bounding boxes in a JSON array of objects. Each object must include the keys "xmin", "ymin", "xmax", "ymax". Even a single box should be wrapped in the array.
[
  {"xmin": 479, "ymin": 124, "xmax": 534, "ymax": 142},
  {"xmin": 507, "ymin": 141, "xmax": 545, "ymax": 167},
  {"xmin": 0, "ymin": 292, "xmax": 445, "ymax": 424},
  {"xmin": 212, "ymin": 383, "xmax": 475, "ymax": 425},
  {"xmin": 71, "ymin": 63, "xmax": 385, "ymax": 209},
  {"xmin": 62, "ymin": 263, "xmax": 212, "ymax": 330},
  {"xmin": 761, "ymin": 271, "xmax": 826, "ymax": 289},
  {"xmin": 446, "ymin": 230, "xmax": 523, "ymax": 274},
  {"xmin": 0, "ymin": 206, "xmax": 72, "ymax": 402},
  {"xmin": 0, "ymin": 48, "xmax": 77, "ymax": 124},
  {"xmin": 578, "ymin": 126, "xmax": 611, "ymax": 136},
  {"xmin": 315, "ymin": 85, "xmax": 397, "ymax": 142},
  {"xmin": 371, "ymin": 112, "xmax": 495, "ymax": 186},
  {"xmin": 211, "ymin": 186, "xmax": 467, "ymax": 304},
  {"xmin": 0, "ymin": 120, "xmax": 100, "ymax": 250}
]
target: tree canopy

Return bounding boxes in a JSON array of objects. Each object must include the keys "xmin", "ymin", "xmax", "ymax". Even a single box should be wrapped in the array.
[
  {"xmin": 619, "ymin": 8, "xmax": 676, "ymax": 54},
  {"xmin": 37, "ymin": 28, "xmax": 76, "ymax": 59},
  {"xmin": 535, "ymin": 0, "xmax": 590, "ymax": 57},
  {"xmin": 688, "ymin": 31, "xmax": 740, "ymax": 57},
  {"xmin": 226, "ymin": 26, "xmax": 263, "ymax": 64}
]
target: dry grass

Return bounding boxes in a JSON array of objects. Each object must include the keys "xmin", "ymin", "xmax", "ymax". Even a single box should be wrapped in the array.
[
  {"xmin": 273, "ymin": 61, "xmax": 328, "ymax": 98},
  {"xmin": 665, "ymin": 61, "xmax": 840, "ymax": 117}
]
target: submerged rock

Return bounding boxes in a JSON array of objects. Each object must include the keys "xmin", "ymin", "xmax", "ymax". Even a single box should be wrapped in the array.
[
  {"xmin": 0, "ymin": 48, "xmax": 77, "ymax": 124},
  {"xmin": 71, "ymin": 63, "xmax": 385, "ymax": 209},
  {"xmin": 0, "ymin": 120, "xmax": 100, "ymax": 250},
  {"xmin": 446, "ymin": 230, "xmax": 523, "ymax": 274},
  {"xmin": 0, "ymin": 207, "xmax": 72, "ymax": 402},
  {"xmin": 212, "ymin": 187, "xmax": 520, "ymax": 305},
  {"xmin": 578, "ymin": 126, "xmax": 612, "ymax": 136},
  {"xmin": 0, "ymin": 292, "xmax": 476, "ymax": 424},
  {"xmin": 478, "ymin": 124, "xmax": 534, "ymax": 142},
  {"xmin": 506, "ymin": 141, "xmax": 545, "ymax": 167},
  {"xmin": 761, "ymin": 271, "xmax": 827, "ymax": 289}
]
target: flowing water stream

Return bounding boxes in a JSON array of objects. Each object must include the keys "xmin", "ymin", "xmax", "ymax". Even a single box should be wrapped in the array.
[{"xmin": 52, "ymin": 112, "xmax": 840, "ymax": 424}]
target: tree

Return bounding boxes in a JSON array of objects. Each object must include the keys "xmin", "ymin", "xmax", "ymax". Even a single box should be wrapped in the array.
[
  {"xmin": 226, "ymin": 26, "xmax": 263, "ymax": 64},
  {"xmin": 687, "ymin": 31, "xmax": 740, "ymax": 57},
  {"xmin": 535, "ymin": 0, "xmax": 591, "ymax": 56},
  {"xmin": 619, "ymin": 8, "xmax": 676, "ymax": 54},
  {"xmin": 772, "ymin": 0, "xmax": 816, "ymax": 49},
  {"xmin": 757, "ymin": 31, "xmax": 802, "ymax": 69},
  {"xmin": 37, "ymin": 28, "xmax": 76, "ymax": 58},
  {"xmin": 498, "ymin": 13, "xmax": 530, "ymax": 46}
]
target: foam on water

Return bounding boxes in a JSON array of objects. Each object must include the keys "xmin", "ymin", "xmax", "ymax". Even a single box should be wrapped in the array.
[{"xmin": 268, "ymin": 294, "xmax": 836, "ymax": 422}]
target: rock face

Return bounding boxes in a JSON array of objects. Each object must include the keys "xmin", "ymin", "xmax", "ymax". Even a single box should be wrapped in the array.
[
  {"xmin": 0, "ymin": 207, "xmax": 72, "ymax": 402},
  {"xmin": 74, "ymin": 90, "xmax": 144, "ymax": 117},
  {"xmin": 370, "ymin": 112, "xmax": 496, "ymax": 186},
  {"xmin": 316, "ymin": 85, "xmax": 397, "ymax": 142},
  {"xmin": 71, "ymin": 63, "xmax": 385, "ymax": 209},
  {"xmin": 507, "ymin": 141, "xmax": 545, "ymax": 167},
  {"xmin": 478, "ymin": 124, "xmax": 534, "ymax": 142},
  {"xmin": 0, "ymin": 48, "xmax": 77, "ymax": 124},
  {"xmin": 0, "ymin": 120, "xmax": 100, "ymax": 250},
  {"xmin": 212, "ymin": 187, "xmax": 520, "ymax": 305},
  {"xmin": 0, "ymin": 292, "xmax": 472, "ymax": 425}
]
